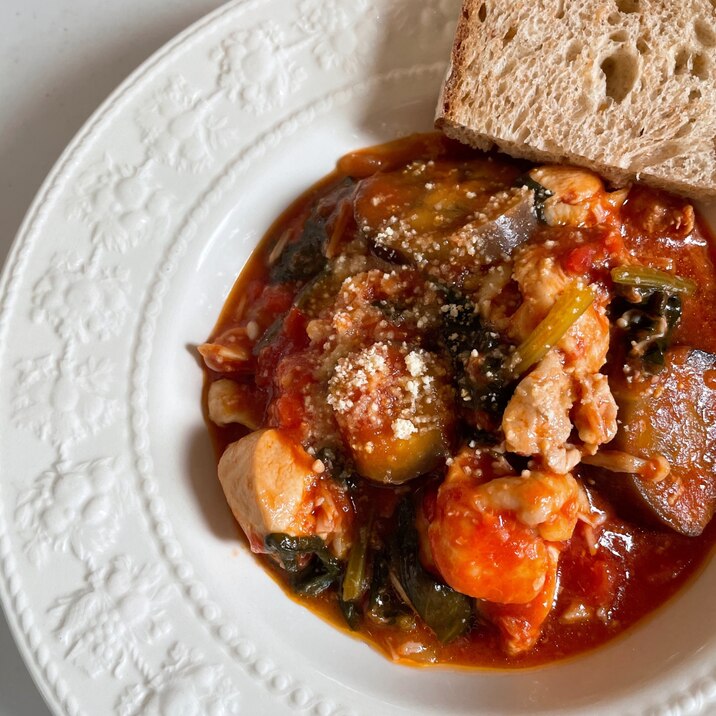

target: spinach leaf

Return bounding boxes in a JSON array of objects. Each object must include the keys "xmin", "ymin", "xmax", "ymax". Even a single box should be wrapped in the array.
[
  {"xmin": 264, "ymin": 533, "xmax": 343, "ymax": 597},
  {"xmin": 269, "ymin": 217, "xmax": 327, "ymax": 284},
  {"xmin": 390, "ymin": 500, "xmax": 472, "ymax": 643},
  {"xmin": 437, "ymin": 287, "xmax": 515, "ymax": 419},
  {"xmin": 338, "ymin": 598, "xmax": 361, "ymax": 630},
  {"xmin": 269, "ymin": 177, "xmax": 355, "ymax": 285},
  {"xmin": 614, "ymin": 287, "xmax": 682, "ymax": 373},
  {"xmin": 368, "ymin": 550, "xmax": 407, "ymax": 625}
]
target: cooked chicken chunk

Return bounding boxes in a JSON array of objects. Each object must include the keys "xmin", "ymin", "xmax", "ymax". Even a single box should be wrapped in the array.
[
  {"xmin": 529, "ymin": 166, "xmax": 628, "ymax": 228},
  {"xmin": 502, "ymin": 351, "xmax": 580, "ymax": 474},
  {"xmin": 573, "ymin": 373, "xmax": 618, "ymax": 452},
  {"xmin": 503, "ymin": 244, "xmax": 617, "ymax": 470},
  {"xmin": 217, "ymin": 429, "xmax": 352, "ymax": 557}
]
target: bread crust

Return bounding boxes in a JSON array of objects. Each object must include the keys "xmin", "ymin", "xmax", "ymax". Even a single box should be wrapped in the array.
[{"xmin": 436, "ymin": 0, "xmax": 716, "ymax": 200}]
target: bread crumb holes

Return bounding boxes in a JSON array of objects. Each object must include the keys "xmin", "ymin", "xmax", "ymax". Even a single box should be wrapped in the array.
[
  {"xmin": 694, "ymin": 18, "xmax": 716, "ymax": 47},
  {"xmin": 601, "ymin": 50, "xmax": 638, "ymax": 103},
  {"xmin": 502, "ymin": 26, "xmax": 517, "ymax": 46},
  {"xmin": 615, "ymin": 0, "xmax": 639, "ymax": 12},
  {"xmin": 674, "ymin": 48, "xmax": 690, "ymax": 74},
  {"xmin": 565, "ymin": 40, "xmax": 582, "ymax": 63},
  {"xmin": 692, "ymin": 52, "xmax": 711, "ymax": 80}
]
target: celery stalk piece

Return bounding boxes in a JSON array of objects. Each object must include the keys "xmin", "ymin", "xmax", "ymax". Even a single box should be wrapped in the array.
[
  {"xmin": 342, "ymin": 521, "xmax": 371, "ymax": 603},
  {"xmin": 611, "ymin": 265, "xmax": 696, "ymax": 295},
  {"xmin": 511, "ymin": 282, "xmax": 595, "ymax": 376}
]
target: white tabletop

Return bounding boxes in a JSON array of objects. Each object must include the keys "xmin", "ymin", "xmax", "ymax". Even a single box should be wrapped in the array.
[{"xmin": 0, "ymin": 2, "xmax": 228, "ymax": 713}]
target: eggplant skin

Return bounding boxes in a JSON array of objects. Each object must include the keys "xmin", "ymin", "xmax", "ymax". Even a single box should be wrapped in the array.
[{"xmin": 609, "ymin": 347, "xmax": 716, "ymax": 536}]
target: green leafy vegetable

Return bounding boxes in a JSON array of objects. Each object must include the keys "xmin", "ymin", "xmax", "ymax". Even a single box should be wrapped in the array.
[
  {"xmin": 338, "ymin": 598, "xmax": 361, "ymax": 630},
  {"xmin": 342, "ymin": 521, "xmax": 372, "ymax": 603},
  {"xmin": 269, "ymin": 217, "xmax": 328, "ymax": 284},
  {"xmin": 264, "ymin": 533, "xmax": 342, "ymax": 596},
  {"xmin": 615, "ymin": 290, "xmax": 682, "ymax": 373},
  {"xmin": 314, "ymin": 446, "xmax": 356, "ymax": 487},
  {"xmin": 390, "ymin": 500, "xmax": 472, "ymax": 643},
  {"xmin": 367, "ymin": 550, "xmax": 407, "ymax": 625},
  {"xmin": 269, "ymin": 178, "xmax": 355, "ymax": 284},
  {"xmin": 437, "ymin": 287, "xmax": 515, "ymax": 419}
]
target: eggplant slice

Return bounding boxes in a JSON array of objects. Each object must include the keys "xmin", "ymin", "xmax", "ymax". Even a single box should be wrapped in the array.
[{"xmin": 607, "ymin": 347, "xmax": 716, "ymax": 536}]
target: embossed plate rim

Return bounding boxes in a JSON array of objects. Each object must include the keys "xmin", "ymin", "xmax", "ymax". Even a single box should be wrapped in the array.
[{"xmin": 1, "ymin": 0, "xmax": 716, "ymax": 714}]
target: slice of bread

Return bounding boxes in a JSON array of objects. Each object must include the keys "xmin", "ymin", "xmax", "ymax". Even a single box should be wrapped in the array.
[{"xmin": 435, "ymin": 0, "xmax": 716, "ymax": 199}]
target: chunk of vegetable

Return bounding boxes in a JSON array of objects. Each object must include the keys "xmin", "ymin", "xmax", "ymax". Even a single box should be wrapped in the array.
[
  {"xmin": 510, "ymin": 282, "xmax": 594, "ymax": 376},
  {"xmin": 353, "ymin": 157, "xmax": 530, "ymax": 286},
  {"xmin": 293, "ymin": 270, "xmax": 343, "ymax": 318},
  {"xmin": 337, "ymin": 133, "xmax": 453, "ymax": 178},
  {"xmin": 368, "ymin": 188, "xmax": 535, "ymax": 282},
  {"xmin": 342, "ymin": 519, "xmax": 372, "ymax": 603},
  {"xmin": 614, "ymin": 290, "xmax": 682, "ymax": 373},
  {"xmin": 611, "ymin": 265, "xmax": 696, "ymax": 295},
  {"xmin": 451, "ymin": 189, "xmax": 537, "ymax": 264},
  {"xmin": 328, "ymin": 343, "xmax": 454, "ymax": 484},
  {"xmin": 358, "ymin": 430, "xmax": 450, "ymax": 485},
  {"xmin": 391, "ymin": 500, "xmax": 472, "ymax": 643},
  {"xmin": 608, "ymin": 348, "xmax": 716, "ymax": 536},
  {"xmin": 264, "ymin": 533, "xmax": 342, "ymax": 596}
]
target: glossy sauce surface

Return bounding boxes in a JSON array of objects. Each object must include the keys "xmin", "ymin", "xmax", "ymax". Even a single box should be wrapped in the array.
[{"xmin": 204, "ymin": 134, "xmax": 716, "ymax": 667}]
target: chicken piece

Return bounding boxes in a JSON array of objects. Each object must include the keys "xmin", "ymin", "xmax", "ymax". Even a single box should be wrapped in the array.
[
  {"xmin": 509, "ymin": 244, "xmax": 573, "ymax": 340},
  {"xmin": 217, "ymin": 429, "xmax": 352, "ymax": 557},
  {"xmin": 572, "ymin": 373, "xmax": 618, "ymax": 452},
  {"xmin": 207, "ymin": 379, "xmax": 262, "ymax": 429},
  {"xmin": 428, "ymin": 447, "xmax": 593, "ymax": 605},
  {"xmin": 502, "ymin": 351, "xmax": 580, "ymax": 474},
  {"xmin": 482, "ymin": 545, "xmax": 560, "ymax": 655},
  {"xmin": 503, "ymin": 243, "xmax": 618, "ymax": 469},
  {"xmin": 529, "ymin": 165, "xmax": 626, "ymax": 228}
]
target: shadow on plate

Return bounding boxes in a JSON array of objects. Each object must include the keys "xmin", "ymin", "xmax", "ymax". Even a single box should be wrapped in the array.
[{"xmin": 182, "ymin": 420, "xmax": 239, "ymax": 543}]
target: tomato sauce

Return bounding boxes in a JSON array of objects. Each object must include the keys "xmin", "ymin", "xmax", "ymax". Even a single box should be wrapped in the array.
[{"xmin": 203, "ymin": 133, "xmax": 716, "ymax": 668}]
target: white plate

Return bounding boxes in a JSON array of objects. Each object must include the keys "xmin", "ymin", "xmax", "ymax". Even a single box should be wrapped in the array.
[{"xmin": 1, "ymin": 1, "xmax": 716, "ymax": 714}]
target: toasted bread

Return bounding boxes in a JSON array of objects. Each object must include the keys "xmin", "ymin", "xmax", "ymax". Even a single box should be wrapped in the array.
[{"xmin": 436, "ymin": 0, "xmax": 716, "ymax": 199}]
